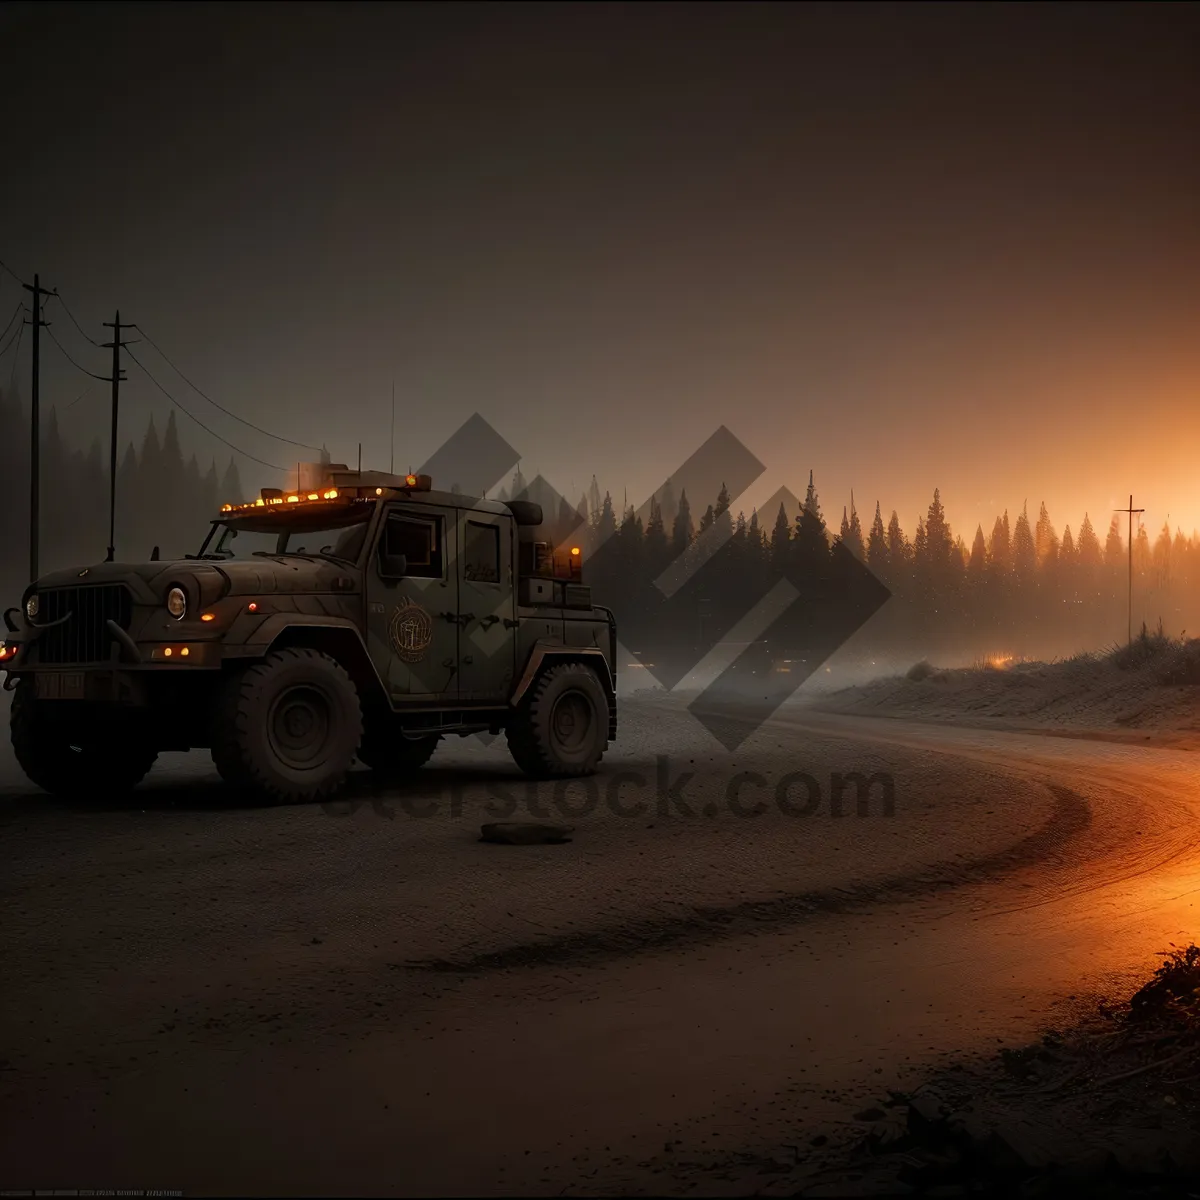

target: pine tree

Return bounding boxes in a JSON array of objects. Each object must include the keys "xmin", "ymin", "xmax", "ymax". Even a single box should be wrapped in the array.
[
  {"xmin": 699, "ymin": 503, "xmax": 715, "ymax": 534},
  {"xmin": 140, "ymin": 414, "xmax": 163, "ymax": 503},
  {"xmin": 843, "ymin": 492, "xmax": 864, "ymax": 559},
  {"xmin": 922, "ymin": 488, "xmax": 954, "ymax": 581},
  {"xmin": 885, "ymin": 511, "xmax": 909, "ymax": 579},
  {"xmin": 597, "ymin": 491, "xmax": 617, "ymax": 542},
  {"xmin": 969, "ymin": 524, "xmax": 987, "ymax": 579},
  {"xmin": 202, "ymin": 459, "xmax": 220, "ymax": 520},
  {"xmin": 1077, "ymin": 513, "xmax": 1101, "ymax": 568},
  {"xmin": 1013, "ymin": 503, "xmax": 1036, "ymax": 580},
  {"xmin": 657, "ymin": 478, "xmax": 677, "ymax": 531},
  {"xmin": 802, "ymin": 469, "xmax": 824, "ymax": 529},
  {"xmin": 747, "ymin": 508, "xmax": 763, "ymax": 561},
  {"xmin": 770, "ymin": 502, "xmax": 791, "ymax": 573},
  {"xmin": 1035, "ymin": 501, "xmax": 1059, "ymax": 567},
  {"xmin": 671, "ymin": 489, "xmax": 693, "ymax": 556},
  {"xmin": 714, "ymin": 482, "xmax": 731, "ymax": 520},
  {"xmin": 988, "ymin": 513, "xmax": 1011, "ymax": 569},
  {"xmin": 1105, "ymin": 514, "xmax": 1124, "ymax": 568},
  {"xmin": 867, "ymin": 502, "xmax": 887, "ymax": 571},
  {"xmin": 644, "ymin": 497, "xmax": 669, "ymax": 575},
  {"xmin": 221, "ymin": 457, "xmax": 244, "ymax": 507}
]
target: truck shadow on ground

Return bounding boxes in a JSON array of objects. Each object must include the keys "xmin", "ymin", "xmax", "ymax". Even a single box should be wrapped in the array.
[{"xmin": 0, "ymin": 760, "xmax": 532, "ymax": 815}]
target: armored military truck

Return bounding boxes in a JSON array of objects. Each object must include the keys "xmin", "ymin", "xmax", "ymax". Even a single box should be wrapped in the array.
[{"xmin": 0, "ymin": 467, "xmax": 617, "ymax": 804}]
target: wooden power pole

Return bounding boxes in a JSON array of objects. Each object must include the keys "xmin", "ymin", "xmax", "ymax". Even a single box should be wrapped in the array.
[
  {"xmin": 21, "ymin": 274, "xmax": 54, "ymax": 584},
  {"xmin": 1115, "ymin": 494, "xmax": 1145, "ymax": 645},
  {"xmin": 101, "ymin": 313, "xmax": 136, "ymax": 561}
]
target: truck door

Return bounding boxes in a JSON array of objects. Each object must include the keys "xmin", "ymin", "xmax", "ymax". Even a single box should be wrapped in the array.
[
  {"xmin": 365, "ymin": 504, "xmax": 459, "ymax": 699},
  {"xmin": 456, "ymin": 511, "xmax": 517, "ymax": 702}
]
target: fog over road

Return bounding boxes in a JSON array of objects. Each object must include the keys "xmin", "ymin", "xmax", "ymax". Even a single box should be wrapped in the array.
[{"xmin": 2, "ymin": 696, "xmax": 1198, "ymax": 1195}]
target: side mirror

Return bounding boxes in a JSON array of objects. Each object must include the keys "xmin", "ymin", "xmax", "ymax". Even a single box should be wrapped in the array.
[{"xmin": 378, "ymin": 551, "xmax": 407, "ymax": 579}]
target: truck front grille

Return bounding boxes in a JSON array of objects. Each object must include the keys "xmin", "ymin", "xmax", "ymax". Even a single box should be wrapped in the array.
[{"xmin": 37, "ymin": 584, "xmax": 133, "ymax": 664}]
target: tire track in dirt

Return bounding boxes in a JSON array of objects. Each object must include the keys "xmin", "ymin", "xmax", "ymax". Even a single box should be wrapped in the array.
[
  {"xmin": 777, "ymin": 710, "xmax": 1200, "ymax": 913},
  {"xmin": 403, "ymin": 782, "xmax": 1088, "ymax": 974}
]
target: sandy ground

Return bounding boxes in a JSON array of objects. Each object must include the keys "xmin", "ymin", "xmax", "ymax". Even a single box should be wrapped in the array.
[{"xmin": 2, "ymin": 693, "xmax": 1200, "ymax": 1195}]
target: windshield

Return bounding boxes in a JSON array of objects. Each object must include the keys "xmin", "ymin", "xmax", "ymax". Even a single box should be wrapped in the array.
[{"xmin": 197, "ymin": 519, "xmax": 371, "ymax": 565}]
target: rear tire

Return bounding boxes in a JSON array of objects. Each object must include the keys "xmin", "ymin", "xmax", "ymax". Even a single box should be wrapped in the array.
[
  {"xmin": 358, "ymin": 730, "xmax": 441, "ymax": 778},
  {"xmin": 10, "ymin": 680, "xmax": 157, "ymax": 797},
  {"xmin": 507, "ymin": 661, "xmax": 608, "ymax": 779},
  {"xmin": 211, "ymin": 648, "xmax": 362, "ymax": 805}
]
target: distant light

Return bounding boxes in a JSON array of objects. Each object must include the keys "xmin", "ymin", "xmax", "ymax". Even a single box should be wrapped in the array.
[
  {"xmin": 570, "ymin": 547, "xmax": 581, "ymax": 556},
  {"xmin": 164, "ymin": 647, "xmax": 172, "ymax": 657}
]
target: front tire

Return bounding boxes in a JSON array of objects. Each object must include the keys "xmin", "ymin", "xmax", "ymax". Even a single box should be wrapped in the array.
[
  {"xmin": 211, "ymin": 648, "xmax": 362, "ymax": 804},
  {"xmin": 10, "ymin": 680, "xmax": 158, "ymax": 797},
  {"xmin": 507, "ymin": 661, "xmax": 609, "ymax": 779}
]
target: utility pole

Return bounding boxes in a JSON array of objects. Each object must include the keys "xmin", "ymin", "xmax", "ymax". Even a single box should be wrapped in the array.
[
  {"xmin": 1115, "ymin": 494, "xmax": 1145, "ymax": 645},
  {"xmin": 101, "ymin": 313, "xmax": 136, "ymax": 562},
  {"xmin": 390, "ymin": 380, "xmax": 395, "ymax": 475},
  {"xmin": 21, "ymin": 274, "xmax": 54, "ymax": 584}
]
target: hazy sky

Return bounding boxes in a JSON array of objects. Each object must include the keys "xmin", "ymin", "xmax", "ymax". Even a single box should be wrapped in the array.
[{"xmin": 1, "ymin": 2, "xmax": 1197, "ymax": 541}]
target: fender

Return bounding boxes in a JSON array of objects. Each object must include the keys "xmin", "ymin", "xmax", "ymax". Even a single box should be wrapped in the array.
[
  {"xmin": 237, "ymin": 614, "xmax": 391, "ymax": 708},
  {"xmin": 510, "ymin": 640, "xmax": 615, "ymax": 707},
  {"xmin": 233, "ymin": 612, "xmax": 366, "ymax": 653}
]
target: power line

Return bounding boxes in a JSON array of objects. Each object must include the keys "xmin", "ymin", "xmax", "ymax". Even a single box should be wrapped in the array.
[
  {"xmin": 44, "ymin": 322, "xmax": 111, "ymax": 381},
  {"xmin": 125, "ymin": 346, "xmax": 286, "ymax": 471},
  {"xmin": 0, "ymin": 254, "xmax": 21, "ymax": 285},
  {"xmin": 63, "ymin": 383, "xmax": 98, "ymax": 411},
  {"xmin": 48, "ymin": 292, "xmax": 101, "ymax": 347},
  {"xmin": 132, "ymin": 324, "xmax": 322, "ymax": 452},
  {"xmin": 0, "ymin": 301, "xmax": 22, "ymax": 349},
  {"xmin": 6, "ymin": 322, "xmax": 22, "ymax": 391},
  {"xmin": 0, "ymin": 303, "xmax": 24, "ymax": 358}
]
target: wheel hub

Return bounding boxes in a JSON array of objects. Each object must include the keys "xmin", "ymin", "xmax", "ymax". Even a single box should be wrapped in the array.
[
  {"xmin": 550, "ymin": 691, "xmax": 592, "ymax": 752},
  {"xmin": 268, "ymin": 685, "xmax": 333, "ymax": 769}
]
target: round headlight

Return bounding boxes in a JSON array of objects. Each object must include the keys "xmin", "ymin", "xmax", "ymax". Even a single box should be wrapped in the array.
[
  {"xmin": 25, "ymin": 595, "xmax": 39, "ymax": 620},
  {"xmin": 166, "ymin": 586, "xmax": 187, "ymax": 620}
]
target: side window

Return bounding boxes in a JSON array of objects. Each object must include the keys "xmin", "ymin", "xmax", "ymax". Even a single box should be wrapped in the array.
[
  {"xmin": 381, "ymin": 514, "xmax": 443, "ymax": 579},
  {"xmin": 463, "ymin": 520, "xmax": 500, "ymax": 584}
]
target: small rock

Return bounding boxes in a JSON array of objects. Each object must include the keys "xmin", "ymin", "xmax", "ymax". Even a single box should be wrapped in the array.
[{"xmin": 854, "ymin": 1107, "xmax": 886, "ymax": 1122}]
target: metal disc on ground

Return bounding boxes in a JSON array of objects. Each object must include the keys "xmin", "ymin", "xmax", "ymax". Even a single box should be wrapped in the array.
[{"xmin": 479, "ymin": 821, "xmax": 574, "ymax": 844}]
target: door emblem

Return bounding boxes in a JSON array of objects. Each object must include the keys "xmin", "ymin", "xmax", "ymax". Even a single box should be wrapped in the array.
[{"xmin": 389, "ymin": 597, "xmax": 434, "ymax": 662}]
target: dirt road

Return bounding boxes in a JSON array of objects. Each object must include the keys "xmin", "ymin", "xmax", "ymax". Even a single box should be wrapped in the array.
[{"xmin": 2, "ymin": 697, "xmax": 1198, "ymax": 1195}]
